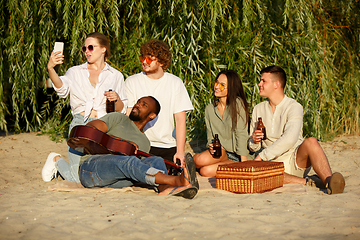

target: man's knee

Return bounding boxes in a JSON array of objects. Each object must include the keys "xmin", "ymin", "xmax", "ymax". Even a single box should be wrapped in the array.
[
  {"xmin": 305, "ymin": 137, "xmax": 319, "ymax": 145},
  {"xmin": 301, "ymin": 137, "xmax": 321, "ymax": 150}
]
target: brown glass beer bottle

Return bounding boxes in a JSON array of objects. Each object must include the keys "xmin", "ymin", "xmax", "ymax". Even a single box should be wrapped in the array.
[
  {"xmin": 213, "ymin": 134, "xmax": 222, "ymax": 158},
  {"xmin": 257, "ymin": 117, "xmax": 267, "ymax": 139},
  {"xmin": 106, "ymin": 89, "xmax": 115, "ymax": 113}
]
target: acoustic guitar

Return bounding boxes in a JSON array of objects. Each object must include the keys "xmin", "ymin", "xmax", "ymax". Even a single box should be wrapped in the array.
[{"xmin": 67, "ymin": 125, "xmax": 181, "ymax": 174}]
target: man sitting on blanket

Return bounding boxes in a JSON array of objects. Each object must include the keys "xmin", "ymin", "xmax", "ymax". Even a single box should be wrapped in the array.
[
  {"xmin": 78, "ymin": 96, "xmax": 198, "ymax": 199},
  {"xmin": 248, "ymin": 66, "xmax": 345, "ymax": 194}
]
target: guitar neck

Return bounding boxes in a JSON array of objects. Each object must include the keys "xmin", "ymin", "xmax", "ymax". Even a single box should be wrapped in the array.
[{"xmin": 136, "ymin": 150, "xmax": 180, "ymax": 171}]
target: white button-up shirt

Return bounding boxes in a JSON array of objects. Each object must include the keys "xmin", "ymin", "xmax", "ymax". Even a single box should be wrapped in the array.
[
  {"xmin": 248, "ymin": 95, "xmax": 304, "ymax": 162},
  {"xmin": 54, "ymin": 62, "xmax": 127, "ymax": 121}
]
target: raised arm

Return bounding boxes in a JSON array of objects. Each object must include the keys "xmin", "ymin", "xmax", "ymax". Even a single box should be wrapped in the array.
[{"xmin": 47, "ymin": 51, "xmax": 64, "ymax": 89}]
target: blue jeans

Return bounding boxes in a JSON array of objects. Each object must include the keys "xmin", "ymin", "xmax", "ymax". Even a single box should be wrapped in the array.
[
  {"xmin": 226, "ymin": 151, "xmax": 241, "ymax": 162},
  {"xmin": 79, "ymin": 155, "xmax": 167, "ymax": 189},
  {"xmin": 56, "ymin": 114, "xmax": 96, "ymax": 183}
]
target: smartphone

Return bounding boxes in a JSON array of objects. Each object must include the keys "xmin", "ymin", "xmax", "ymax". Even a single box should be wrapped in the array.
[{"xmin": 53, "ymin": 42, "xmax": 64, "ymax": 55}]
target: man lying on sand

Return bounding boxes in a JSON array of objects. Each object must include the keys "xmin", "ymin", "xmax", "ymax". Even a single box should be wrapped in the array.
[
  {"xmin": 45, "ymin": 96, "xmax": 198, "ymax": 199},
  {"xmin": 248, "ymin": 66, "xmax": 345, "ymax": 194}
]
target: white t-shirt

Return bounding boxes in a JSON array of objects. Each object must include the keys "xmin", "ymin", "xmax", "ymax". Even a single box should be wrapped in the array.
[
  {"xmin": 54, "ymin": 62, "xmax": 127, "ymax": 121},
  {"xmin": 125, "ymin": 72, "xmax": 194, "ymax": 148}
]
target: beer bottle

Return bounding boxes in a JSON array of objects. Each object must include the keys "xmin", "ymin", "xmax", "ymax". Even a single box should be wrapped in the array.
[
  {"xmin": 106, "ymin": 89, "xmax": 115, "ymax": 113},
  {"xmin": 213, "ymin": 134, "xmax": 222, "ymax": 158},
  {"xmin": 257, "ymin": 117, "xmax": 267, "ymax": 140}
]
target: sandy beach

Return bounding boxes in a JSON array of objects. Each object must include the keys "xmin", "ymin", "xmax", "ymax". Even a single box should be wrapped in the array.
[{"xmin": 0, "ymin": 132, "xmax": 359, "ymax": 239}]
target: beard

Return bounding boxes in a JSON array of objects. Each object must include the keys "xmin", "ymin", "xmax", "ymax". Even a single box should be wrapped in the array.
[
  {"xmin": 129, "ymin": 107, "xmax": 142, "ymax": 121},
  {"xmin": 129, "ymin": 111, "xmax": 141, "ymax": 121}
]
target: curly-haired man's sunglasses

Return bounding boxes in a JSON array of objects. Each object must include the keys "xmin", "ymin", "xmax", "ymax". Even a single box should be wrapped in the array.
[{"xmin": 139, "ymin": 55, "xmax": 158, "ymax": 65}]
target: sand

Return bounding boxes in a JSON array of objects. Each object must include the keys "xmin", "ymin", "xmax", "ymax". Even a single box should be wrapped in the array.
[{"xmin": 0, "ymin": 132, "xmax": 359, "ymax": 240}]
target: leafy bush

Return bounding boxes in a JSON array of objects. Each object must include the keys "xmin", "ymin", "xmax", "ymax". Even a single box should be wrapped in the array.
[{"xmin": 0, "ymin": 0, "xmax": 359, "ymax": 141}]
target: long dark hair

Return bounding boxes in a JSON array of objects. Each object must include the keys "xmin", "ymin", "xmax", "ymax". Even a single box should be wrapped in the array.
[{"xmin": 213, "ymin": 70, "xmax": 249, "ymax": 130}]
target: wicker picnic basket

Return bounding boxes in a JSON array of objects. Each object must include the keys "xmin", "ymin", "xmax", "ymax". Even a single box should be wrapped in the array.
[{"xmin": 216, "ymin": 161, "xmax": 284, "ymax": 194}]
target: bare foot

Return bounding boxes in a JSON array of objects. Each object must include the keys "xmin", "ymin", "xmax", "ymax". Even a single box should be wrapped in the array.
[
  {"xmin": 179, "ymin": 166, "xmax": 190, "ymax": 186},
  {"xmin": 158, "ymin": 184, "xmax": 191, "ymax": 196}
]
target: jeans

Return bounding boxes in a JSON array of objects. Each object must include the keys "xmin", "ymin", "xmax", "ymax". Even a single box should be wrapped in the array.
[
  {"xmin": 226, "ymin": 151, "xmax": 241, "ymax": 162},
  {"xmin": 79, "ymin": 155, "xmax": 167, "ymax": 189},
  {"xmin": 56, "ymin": 114, "xmax": 96, "ymax": 183}
]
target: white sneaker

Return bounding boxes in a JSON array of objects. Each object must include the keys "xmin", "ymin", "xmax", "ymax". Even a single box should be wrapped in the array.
[{"xmin": 42, "ymin": 152, "xmax": 61, "ymax": 182}]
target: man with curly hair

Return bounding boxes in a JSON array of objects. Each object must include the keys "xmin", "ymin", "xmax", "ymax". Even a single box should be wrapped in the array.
[{"xmin": 125, "ymin": 40, "xmax": 193, "ymax": 167}]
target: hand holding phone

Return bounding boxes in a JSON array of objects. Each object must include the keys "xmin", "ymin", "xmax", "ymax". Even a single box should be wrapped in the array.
[
  {"xmin": 53, "ymin": 42, "xmax": 64, "ymax": 55},
  {"xmin": 52, "ymin": 42, "xmax": 64, "ymax": 66}
]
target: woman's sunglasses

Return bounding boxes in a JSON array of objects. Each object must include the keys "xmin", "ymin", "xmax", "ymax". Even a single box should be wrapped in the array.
[
  {"xmin": 139, "ymin": 56, "xmax": 158, "ymax": 65},
  {"xmin": 215, "ymin": 82, "xmax": 227, "ymax": 91},
  {"xmin": 82, "ymin": 45, "xmax": 99, "ymax": 52}
]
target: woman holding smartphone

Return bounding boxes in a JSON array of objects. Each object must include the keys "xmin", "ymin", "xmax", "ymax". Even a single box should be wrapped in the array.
[
  {"xmin": 193, "ymin": 70, "xmax": 250, "ymax": 177},
  {"xmin": 42, "ymin": 32, "xmax": 127, "ymax": 183}
]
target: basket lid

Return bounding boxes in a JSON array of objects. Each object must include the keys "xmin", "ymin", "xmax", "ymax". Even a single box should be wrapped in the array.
[{"xmin": 217, "ymin": 161, "xmax": 284, "ymax": 172}]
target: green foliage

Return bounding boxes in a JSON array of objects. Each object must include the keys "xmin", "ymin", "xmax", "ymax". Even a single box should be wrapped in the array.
[{"xmin": 0, "ymin": 0, "xmax": 359, "ymax": 141}]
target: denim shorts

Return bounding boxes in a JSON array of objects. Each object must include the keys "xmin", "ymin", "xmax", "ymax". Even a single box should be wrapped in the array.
[{"xmin": 226, "ymin": 152, "xmax": 241, "ymax": 162}]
